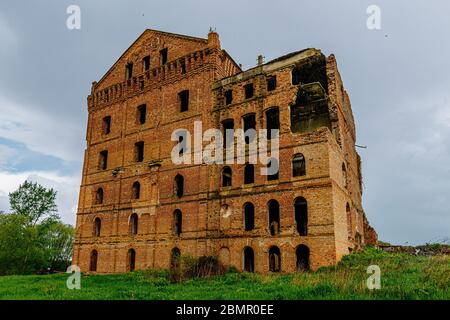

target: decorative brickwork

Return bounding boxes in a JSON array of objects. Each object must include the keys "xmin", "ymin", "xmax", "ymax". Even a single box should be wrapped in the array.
[{"xmin": 73, "ymin": 29, "xmax": 377, "ymax": 273}]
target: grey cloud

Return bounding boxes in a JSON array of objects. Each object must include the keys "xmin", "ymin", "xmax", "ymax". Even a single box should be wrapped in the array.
[{"xmin": 0, "ymin": 0, "xmax": 449, "ymax": 244}]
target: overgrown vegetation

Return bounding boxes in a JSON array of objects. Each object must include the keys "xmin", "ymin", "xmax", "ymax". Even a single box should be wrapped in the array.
[
  {"xmin": 169, "ymin": 255, "xmax": 226, "ymax": 283},
  {"xmin": 0, "ymin": 181, "xmax": 74, "ymax": 275},
  {"xmin": 0, "ymin": 247, "xmax": 448, "ymax": 300}
]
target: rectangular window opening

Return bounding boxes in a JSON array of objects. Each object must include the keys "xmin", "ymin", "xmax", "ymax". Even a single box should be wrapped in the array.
[
  {"xmin": 179, "ymin": 90, "xmax": 189, "ymax": 112},
  {"xmin": 126, "ymin": 62, "xmax": 133, "ymax": 80},
  {"xmin": 137, "ymin": 104, "xmax": 147, "ymax": 124},
  {"xmin": 134, "ymin": 142, "xmax": 144, "ymax": 162},
  {"xmin": 244, "ymin": 83, "xmax": 254, "ymax": 99},
  {"xmin": 102, "ymin": 116, "xmax": 111, "ymax": 135},
  {"xmin": 266, "ymin": 108, "xmax": 280, "ymax": 140},
  {"xmin": 243, "ymin": 114, "xmax": 256, "ymax": 144},
  {"xmin": 267, "ymin": 76, "xmax": 277, "ymax": 91},
  {"xmin": 143, "ymin": 56, "xmax": 150, "ymax": 71},
  {"xmin": 224, "ymin": 90, "xmax": 233, "ymax": 105},
  {"xmin": 160, "ymin": 48, "xmax": 168, "ymax": 65},
  {"xmin": 99, "ymin": 150, "xmax": 108, "ymax": 170}
]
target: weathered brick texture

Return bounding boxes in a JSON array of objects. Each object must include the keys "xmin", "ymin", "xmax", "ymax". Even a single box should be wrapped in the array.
[{"xmin": 73, "ymin": 29, "xmax": 377, "ymax": 274}]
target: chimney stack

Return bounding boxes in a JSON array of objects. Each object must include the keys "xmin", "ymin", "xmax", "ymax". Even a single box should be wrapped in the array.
[{"xmin": 207, "ymin": 27, "xmax": 220, "ymax": 49}]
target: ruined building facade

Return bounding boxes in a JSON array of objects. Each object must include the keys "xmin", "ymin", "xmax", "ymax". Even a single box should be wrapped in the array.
[{"xmin": 72, "ymin": 29, "xmax": 377, "ymax": 273}]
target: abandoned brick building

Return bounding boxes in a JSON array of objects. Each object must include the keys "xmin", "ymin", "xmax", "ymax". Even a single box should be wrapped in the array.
[{"xmin": 72, "ymin": 29, "xmax": 377, "ymax": 274}]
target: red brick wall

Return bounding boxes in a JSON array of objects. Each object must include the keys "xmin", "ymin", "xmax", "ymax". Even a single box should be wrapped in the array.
[{"xmin": 73, "ymin": 30, "xmax": 375, "ymax": 274}]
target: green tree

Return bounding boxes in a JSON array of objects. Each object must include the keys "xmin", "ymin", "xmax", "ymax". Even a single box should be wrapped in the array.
[
  {"xmin": 38, "ymin": 219, "xmax": 74, "ymax": 270},
  {"xmin": 0, "ymin": 181, "xmax": 74, "ymax": 274},
  {"xmin": 0, "ymin": 214, "xmax": 46, "ymax": 275},
  {"xmin": 9, "ymin": 180, "xmax": 58, "ymax": 226}
]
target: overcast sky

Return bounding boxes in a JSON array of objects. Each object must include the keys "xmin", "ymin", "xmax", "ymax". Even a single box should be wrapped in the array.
[{"xmin": 0, "ymin": 0, "xmax": 449, "ymax": 245}]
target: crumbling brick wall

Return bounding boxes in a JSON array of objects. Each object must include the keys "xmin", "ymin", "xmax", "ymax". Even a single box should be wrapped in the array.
[{"xmin": 73, "ymin": 29, "xmax": 376, "ymax": 274}]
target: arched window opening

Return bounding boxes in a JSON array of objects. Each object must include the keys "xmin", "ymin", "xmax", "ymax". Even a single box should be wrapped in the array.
[
  {"xmin": 174, "ymin": 210, "xmax": 182, "ymax": 236},
  {"xmin": 95, "ymin": 188, "xmax": 103, "ymax": 205},
  {"xmin": 244, "ymin": 202, "xmax": 255, "ymax": 231},
  {"xmin": 295, "ymin": 197, "xmax": 308, "ymax": 236},
  {"xmin": 129, "ymin": 213, "xmax": 138, "ymax": 236},
  {"xmin": 268, "ymin": 200, "xmax": 280, "ymax": 236},
  {"xmin": 132, "ymin": 181, "xmax": 141, "ymax": 200},
  {"xmin": 296, "ymin": 245, "xmax": 310, "ymax": 272},
  {"xmin": 93, "ymin": 217, "xmax": 101, "ymax": 237},
  {"xmin": 222, "ymin": 166, "xmax": 232, "ymax": 187},
  {"xmin": 268, "ymin": 246, "xmax": 281, "ymax": 272},
  {"xmin": 243, "ymin": 247, "xmax": 254, "ymax": 272},
  {"xmin": 292, "ymin": 153, "xmax": 306, "ymax": 177},
  {"xmin": 244, "ymin": 164, "xmax": 254, "ymax": 185},
  {"xmin": 90, "ymin": 250, "xmax": 98, "ymax": 272},
  {"xmin": 174, "ymin": 174, "xmax": 184, "ymax": 198},
  {"xmin": 127, "ymin": 249, "xmax": 136, "ymax": 272}
]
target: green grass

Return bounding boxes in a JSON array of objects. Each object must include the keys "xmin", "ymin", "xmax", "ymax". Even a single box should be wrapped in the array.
[{"xmin": 0, "ymin": 247, "xmax": 449, "ymax": 300}]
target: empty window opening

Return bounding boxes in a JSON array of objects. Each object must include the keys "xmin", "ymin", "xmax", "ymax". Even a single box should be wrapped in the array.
[
  {"xmin": 244, "ymin": 164, "xmax": 254, "ymax": 185},
  {"xmin": 132, "ymin": 181, "xmax": 140, "ymax": 200},
  {"xmin": 292, "ymin": 68, "xmax": 301, "ymax": 85},
  {"xmin": 346, "ymin": 203, "xmax": 352, "ymax": 240},
  {"xmin": 143, "ymin": 56, "xmax": 150, "ymax": 71},
  {"xmin": 292, "ymin": 153, "xmax": 306, "ymax": 177},
  {"xmin": 137, "ymin": 104, "xmax": 147, "ymax": 124},
  {"xmin": 95, "ymin": 188, "xmax": 103, "ymax": 205},
  {"xmin": 179, "ymin": 90, "xmax": 189, "ymax": 112},
  {"xmin": 267, "ymin": 76, "xmax": 277, "ymax": 91},
  {"xmin": 296, "ymin": 245, "xmax": 310, "ymax": 272},
  {"xmin": 244, "ymin": 83, "xmax": 254, "ymax": 99},
  {"xmin": 222, "ymin": 119, "xmax": 234, "ymax": 149},
  {"xmin": 269, "ymin": 246, "xmax": 281, "ymax": 272},
  {"xmin": 243, "ymin": 113, "xmax": 256, "ymax": 144},
  {"xmin": 174, "ymin": 210, "xmax": 182, "ymax": 236},
  {"xmin": 244, "ymin": 202, "xmax": 255, "ymax": 231},
  {"xmin": 224, "ymin": 90, "xmax": 233, "ymax": 105},
  {"xmin": 102, "ymin": 116, "xmax": 111, "ymax": 135},
  {"xmin": 268, "ymin": 200, "xmax": 280, "ymax": 236},
  {"xmin": 134, "ymin": 141, "xmax": 144, "ymax": 162},
  {"xmin": 129, "ymin": 213, "xmax": 138, "ymax": 236},
  {"xmin": 93, "ymin": 217, "xmax": 101, "ymax": 237},
  {"xmin": 99, "ymin": 151, "xmax": 108, "ymax": 170},
  {"xmin": 180, "ymin": 58, "xmax": 186, "ymax": 74},
  {"xmin": 160, "ymin": 48, "xmax": 168, "ymax": 65},
  {"xmin": 342, "ymin": 163, "xmax": 348, "ymax": 188},
  {"xmin": 126, "ymin": 62, "xmax": 133, "ymax": 80},
  {"xmin": 222, "ymin": 166, "xmax": 232, "ymax": 187},
  {"xmin": 171, "ymin": 247, "xmax": 181, "ymax": 269},
  {"xmin": 127, "ymin": 249, "xmax": 136, "ymax": 272},
  {"xmin": 267, "ymin": 158, "xmax": 279, "ymax": 181},
  {"xmin": 90, "ymin": 250, "xmax": 98, "ymax": 272},
  {"xmin": 174, "ymin": 174, "xmax": 184, "ymax": 198},
  {"xmin": 266, "ymin": 108, "xmax": 280, "ymax": 140},
  {"xmin": 243, "ymin": 247, "xmax": 254, "ymax": 272},
  {"xmin": 295, "ymin": 197, "xmax": 308, "ymax": 236},
  {"xmin": 139, "ymin": 79, "xmax": 144, "ymax": 90},
  {"xmin": 178, "ymin": 135, "xmax": 185, "ymax": 155}
]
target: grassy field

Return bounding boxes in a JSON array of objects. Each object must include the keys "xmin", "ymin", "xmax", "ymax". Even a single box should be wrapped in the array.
[{"xmin": 0, "ymin": 247, "xmax": 448, "ymax": 300}]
